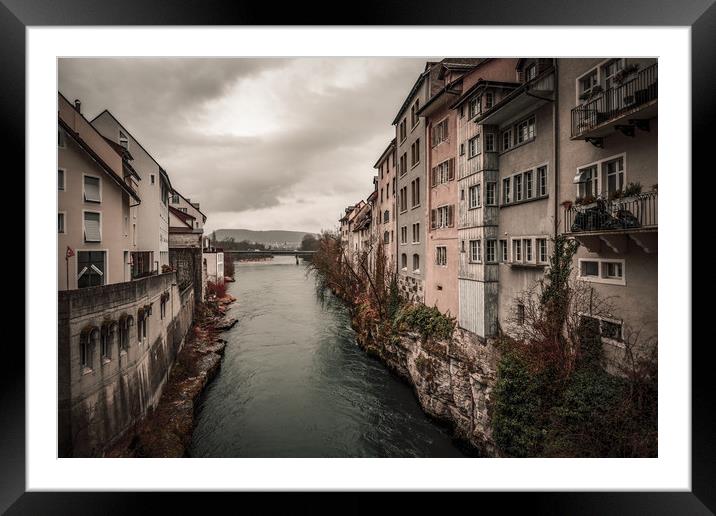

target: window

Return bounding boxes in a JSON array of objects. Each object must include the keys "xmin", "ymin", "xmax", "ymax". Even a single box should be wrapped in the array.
[
  {"xmin": 399, "ymin": 119, "xmax": 407, "ymax": 142},
  {"xmin": 469, "ymin": 240, "xmax": 481, "ymax": 263},
  {"xmin": 411, "ymin": 178, "xmax": 421, "ymax": 207},
  {"xmin": 432, "ymin": 205, "xmax": 454, "ymax": 229},
  {"xmin": 577, "ymin": 164, "xmax": 599, "ymax": 198},
  {"xmin": 383, "ymin": 210, "xmax": 390, "ymax": 223},
  {"xmin": 537, "ymin": 166, "xmax": 548, "ymax": 197},
  {"xmin": 580, "ymin": 260, "xmax": 599, "ymax": 277},
  {"xmin": 516, "ymin": 116, "xmax": 536, "ymax": 144},
  {"xmin": 502, "ymin": 178, "xmax": 511, "ymax": 204},
  {"xmin": 485, "ymin": 92, "xmax": 494, "ymax": 109},
  {"xmin": 468, "ymin": 135, "xmax": 480, "ymax": 158},
  {"xmin": 77, "ymin": 251, "xmax": 105, "ymax": 288},
  {"xmin": 459, "ymin": 143, "xmax": 465, "ymax": 156},
  {"xmin": 58, "ymin": 169, "xmax": 65, "ymax": 191},
  {"xmin": 100, "ymin": 324, "xmax": 114, "ymax": 362},
  {"xmin": 411, "ymin": 139, "xmax": 421, "ymax": 166},
  {"xmin": 537, "ymin": 238, "xmax": 548, "ymax": 263},
  {"xmin": 486, "ymin": 240, "xmax": 497, "ymax": 263},
  {"xmin": 138, "ymin": 311, "xmax": 149, "ymax": 345},
  {"xmin": 411, "ymin": 100, "xmax": 420, "ymax": 128},
  {"xmin": 151, "ymin": 174, "xmax": 156, "ymax": 184},
  {"xmin": 526, "ymin": 63, "xmax": 537, "ymax": 81},
  {"xmin": 486, "ymin": 182, "xmax": 497, "ymax": 206},
  {"xmin": 58, "ymin": 128, "xmax": 66, "ymax": 148},
  {"xmin": 468, "ymin": 184, "xmax": 481, "ymax": 209},
  {"xmin": 485, "ymin": 133, "xmax": 495, "ymax": 152},
  {"xmin": 603, "ymin": 58, "xmax": 625, "ymax": 90},
  {"xmin": 171, "ymin": 193, "xmax": 180, "ymax": 204},
  {"xmin": 432, "ymin": 119, "xmax": 449, "ymax": 146},
  {"xmin": 523, "ymin": 239, "xmax": 533, "ymax": 262},
  {"xmin": 502, "ymin": 129, "xmax": 512, "ymax": 151},
  {"xmin": 412, "ymin": 254, "xmax": 420, "ymax": 272},
  {"xmin": 436, "ymin": 246, "xmax": 447, "ymax": 266},
  {"xmin": 401, "ymin": 253, "xmax": 408, "ymax": 270},
  {"xmin": 500, "ymin": 239, "xmax": 508, "ymax": 262},
  {"xmin": 179, "ymin": 207, "xmax": 188, "ymax": 213},
  {"xmin": 578, "ymin": 69, "xmax": 599, "ymax": 101},
  {"xmin": 160, "ymin": 294, "xmax": 168, "ymax": 319},
  {"xmin": 119, "ymin": 130, "xmax": 129, "ymax": 149},
  {"xmin": 525, "ymin": 170, "xmax": 534, "ymax": 199},
  {"xmin": 605, "ymin": 261, "xmax": 623, "ymax": 279},
  {"xmin": 580, "ymin": 314, "xmax": 623, "ymax": 344},
  {"xmin": 513, "ymin": 239, "xmax": 522, "ymax": 262},
  {"xmin": 514, "ymin": 174, "xmax": 523, "ymax": 202},
  {"xmin": 400, "ymin": 226, "xmax": 408, "ymax": 244},
  {"xmin": 468, "ymin": 97, "xmax": 480, "ymax": 119},
  {"xmin": 81, "ymin": 328, "xmax": 98, "ymax": 371},
  {"xmin": 58, "ymin": 213, "xmax": 65, "ymax": 234},
  {"xmin": 83, "ymin": 175, "xmax": 101, "ymax": 203},
  {"xmin": 431, "ymin": 159, "xmax": 454, "ymax": 186},
  {"xmin": 412, "ymin": 223, "xmax": 420, "ymax": 243},
  {"xmin": 383, "ymin": 231, "xmax": 390, "ymax": 244},
  {"xmin": 399, "ymin": 186, "xmax": 408, "ymax": 212},
  {"xmin": 603, "ymin": 156, "xmax": 625, "ymax": 197},
  {"xmin": 516, "ymin": 303, "xmax": 526, "ymax": 325},
  {"xmin": 119, "ymin": 316, "xmax": 133, "ymax": 352},
  {"xmin": 83, "ymin": 211, "xmax": 101, "ymax": 242}
]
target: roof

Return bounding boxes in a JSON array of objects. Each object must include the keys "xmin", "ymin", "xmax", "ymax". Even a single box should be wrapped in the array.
[
  {"xmin": 91, "ymin": 109, "xmax": 173, "ymax": 190},
  {"xmin": 391, "ymin": 69, "xmax": 431, "ymax": 126},
  {"xmin": 171, "ymin": 188, "xmax": 207, "ymax": 222},
  {"xmin": 450, "ymin": 79, "xmax": 520, "ymax": 110},
  {"xmin": 417, "ymin": 75, "xmax": 465, "ymax": 117},
  {"xmin": 58, "ymin": 93, "xmax": 141, "ymax": 204},
  {"xmin": 169, "ymin": 205, "xmax": 196, "ymax": 229},
  {"xmin": 373, "ymin": 138, "xmax": 396, "ymax": 168}
]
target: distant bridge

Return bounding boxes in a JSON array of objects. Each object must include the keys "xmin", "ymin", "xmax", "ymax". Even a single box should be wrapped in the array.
[{"xmin": 223, "ymin": 249, "xmax": 316, "ymax": 256}]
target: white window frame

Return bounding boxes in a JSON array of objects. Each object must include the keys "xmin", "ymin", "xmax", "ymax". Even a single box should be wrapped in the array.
[
  {"xmin": 469, "ymin": 239, "xmax": 481, "ymax": 263},
  {"xmin": 58, "ymin": 168, "xmax": 66, "ymax": 191},
  {"xmin": 400, "ymin": 225, "xmax": 408, "ymax": 245},
  {"xmin": 537, "ymin": 238, "xmax": 548, "ymax": 264},
  {"xmin": 577, "ymin": 258, "xmax": 626, "ymax": 286},
  {"xmin": 484, "ymin": 133, "xmax": 496, "ymax": 152},
  {"xmin": 76, "ymin": 248, "xmax": 108, "ymax": 289},
  {"xmin": 58, "ymin": 211, "xmax": 66, "ymax": 234},
  {"xmin": 575, "ymin": 153, "xmax": 627, "ymax": 198},
  {"xmin": 486, "ymin": 239, "xmax": 497, "ymax": 263},
  {"xmin": 468, "ymin": 135, "xmax": 480, "ymax": 158},
  {"xmin": 412, "ymin": 222, "xmax": 420, "ymax": 244},
  {"xmin": 537, "ymin": 164, "xmax": 548, "ymax": 197},
  {"xmin": 436, "ymin": 245, "xmax": 448, "ymax": 267},
  {"xmin": 82, "ymin": 210, "xmax": 102, "ymax": 243},
  {"xmin": 500, "ymin": 239, "xmax": 509, "ymax": 262},
  {"xmin": 578, "ymin": 312, "xmax": 625, "ymax": 348},
  {"xmin": 512, "ymin": 238, "xmax": 522, "ymax": 262},
  {"xmin": 468, "ymin": 184, "xmax": 481, "ymax": 209},
  {"xmin": 82, "ymin": 173, "xmax": 102, "ymax": 203},
  {"xmin": 485, "ymin": 182, "xmax": 497, "ymax": 206}
]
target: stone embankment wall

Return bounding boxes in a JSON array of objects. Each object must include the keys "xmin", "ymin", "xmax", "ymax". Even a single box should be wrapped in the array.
[
  {"xmin": 354, "ymin": 316, "xmax": 501, "ymax": 456},
  {"xmin": 58, "ymin": 272, "xmax": 194, "ymax": 457}
]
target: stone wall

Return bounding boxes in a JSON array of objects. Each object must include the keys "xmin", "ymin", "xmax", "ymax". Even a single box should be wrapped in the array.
[
  {"xmin": 58, "ymin": 272, "xmax": 195, "ymax": 457},
  {"xmin": 398, "ymin": 275, "xmax": 424, "ymax": 304},
  {"xmin": 353, "ymin": 314, "xmax": 501, "ymax": 456},
  {"xmin": 169, "ymin": 247, "xmax": 204, "ymax": 305}
]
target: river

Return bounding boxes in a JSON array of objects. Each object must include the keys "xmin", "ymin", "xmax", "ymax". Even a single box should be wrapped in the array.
[{"xmin": 189, "ymin": 255, "xmax": 466, "ymax": 457}]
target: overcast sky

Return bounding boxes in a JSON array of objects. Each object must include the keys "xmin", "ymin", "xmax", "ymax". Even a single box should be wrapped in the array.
[{"xmin": 58, "ymin": 58, "xmax": 427, "ymax": 234}]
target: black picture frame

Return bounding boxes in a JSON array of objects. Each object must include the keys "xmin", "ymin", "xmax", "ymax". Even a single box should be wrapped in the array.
[{"xmin": 4, "ymin": 1, "xmax": 709, "ymax": 513}]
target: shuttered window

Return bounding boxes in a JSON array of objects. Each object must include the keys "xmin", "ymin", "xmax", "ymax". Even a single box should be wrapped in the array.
[
  {"xmin": 84, "ymin": 211, "xmax": 101, "ymax": 242},
  {"xmin": 77, "ymin": 251, "xmax": 105, "ymax": 289},
  {"xmin": 83, "ymin": 175, "xmax": 101, "ymax": 202}
]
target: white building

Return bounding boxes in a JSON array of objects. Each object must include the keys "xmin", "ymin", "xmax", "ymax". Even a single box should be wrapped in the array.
[{"xmin": 91, "ymin": 110, "xmax": 172, "ymax": 275}]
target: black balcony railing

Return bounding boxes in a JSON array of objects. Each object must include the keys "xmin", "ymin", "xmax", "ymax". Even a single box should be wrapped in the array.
[
  {"xmin": 571, "ymin": 64, "xmax": 658, "ymax": 138},
  {"xmin": 564, "ymin": 190, "xmax": 657, "ymax": 234}
]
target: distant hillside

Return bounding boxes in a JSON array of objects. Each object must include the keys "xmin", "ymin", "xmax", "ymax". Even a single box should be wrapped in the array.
[{"xmin": 211, "ymin": 229, "xmax": 317, "ymax": 245}]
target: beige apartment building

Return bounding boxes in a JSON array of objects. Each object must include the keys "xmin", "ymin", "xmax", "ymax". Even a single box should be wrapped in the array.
[
  {"xmin": 58, "ymin": 94, "xmax": 141, "ymax": 291},
  {"xmin": 452, "ymin": 58, "xmax": 521, "ymax": 337},
  {"xmin": 558, "ymin": 58, "xmax": 658, "ymax": 346},
  {"xmin": 374, "ymin": 139, "xmax": 397, "ymax": 269},
  {"xmin": 92, "ymin": 110, "xmax": 173, "ymax": 276}
]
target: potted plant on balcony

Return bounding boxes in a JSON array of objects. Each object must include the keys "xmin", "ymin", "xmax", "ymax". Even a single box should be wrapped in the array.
[
  {"xmin": 613, "ymin": 63, "xmax": 640, "ymax": 86},
  {"xmin": 623, "ymin": 181, "xmax": 642, "ymax": 198},
  {"xmin": 561, "ymin": 200, "xmax": 573, "ymax": 210},
  {"xmin": 579, "ymin": 84, "xmax": 603, "ymax": 103}
]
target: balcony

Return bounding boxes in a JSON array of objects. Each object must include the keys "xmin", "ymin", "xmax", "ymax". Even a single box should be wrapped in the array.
[
  {"xmin": 563, "ymin": 191, "xmax": 657, "ymax": 254},
  {"xmin": 571, "ymin": 63, "xmax": 657, "ymax": 141}
]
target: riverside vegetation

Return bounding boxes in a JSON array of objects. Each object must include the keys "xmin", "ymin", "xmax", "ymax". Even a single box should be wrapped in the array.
[{"xmin": 308, "ymin": 232, "xmax": 657, "ymax": 457}]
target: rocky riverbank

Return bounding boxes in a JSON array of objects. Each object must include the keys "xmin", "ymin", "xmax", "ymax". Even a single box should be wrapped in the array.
[
  {"xmin": 106, "ymin": 294, "xmax": 237, "ymax": 457},
  {"xmin": 350, "ymin": 309, "xmax": 502, "ymax": 457}
]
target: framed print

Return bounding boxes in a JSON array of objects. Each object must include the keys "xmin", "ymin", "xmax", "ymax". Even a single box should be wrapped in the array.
[{"xmin": 5, "ymin": 0, "xmax": 711, "ymax": 513}]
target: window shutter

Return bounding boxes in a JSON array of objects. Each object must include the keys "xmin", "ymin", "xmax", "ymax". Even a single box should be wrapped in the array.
[
  {"xmin": 431, "ymin": 167, "xmax": 437, "ymax": 187},
  {"xmin": 84, "ymin": 176, "xmax": 100, "ymax": 202},
  {"xmin": 448, "ymin": 159, "xmax": 455, "ymax": 181},
  {"xmin": 84, "ymin": 213, "xmax": 101, "ymax": 242},
  {"xmin": 431, "ymin": 209, "xmax": 437, "ymax": 229}
]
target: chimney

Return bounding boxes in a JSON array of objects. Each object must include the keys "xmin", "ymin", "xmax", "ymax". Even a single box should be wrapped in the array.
[{"xmin": 74, "ymin": 99, "xmax": 81, "ymax": 113}]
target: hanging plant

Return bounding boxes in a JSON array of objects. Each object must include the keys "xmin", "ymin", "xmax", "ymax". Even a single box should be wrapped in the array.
[{"xmin": 613, "ymin": 63, "xmax": 640, "ymax": 85}]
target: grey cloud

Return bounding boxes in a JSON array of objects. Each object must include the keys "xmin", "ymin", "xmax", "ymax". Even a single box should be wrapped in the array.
[{"xmin": 58, "ymin": 57, "xmax": 425, "ymax": 232}]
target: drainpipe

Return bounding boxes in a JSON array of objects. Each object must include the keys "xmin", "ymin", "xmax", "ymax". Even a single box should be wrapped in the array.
[{"xmin": 553, "ymin": 59, "xmax": 560, "ymax": 238}]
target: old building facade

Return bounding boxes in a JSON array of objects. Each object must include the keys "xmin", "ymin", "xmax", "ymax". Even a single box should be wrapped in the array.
[{"xmin": 374, "ymin": 139, "xmax": 397, "ymax": 269}]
